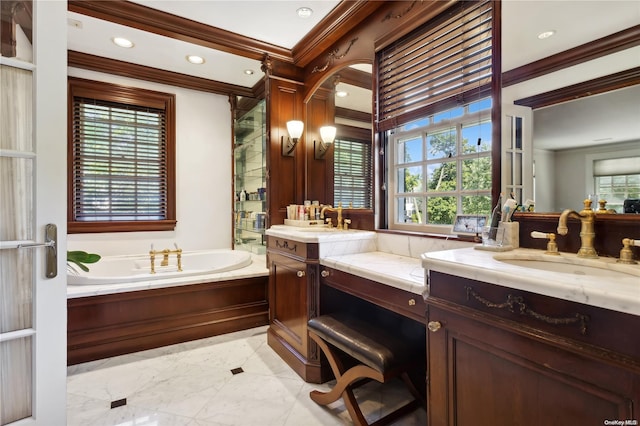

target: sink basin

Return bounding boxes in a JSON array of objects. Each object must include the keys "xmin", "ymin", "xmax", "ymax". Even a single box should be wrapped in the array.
[{"xmin": 493, "ymin": 255, "xmax": 640, "ymax": 279}]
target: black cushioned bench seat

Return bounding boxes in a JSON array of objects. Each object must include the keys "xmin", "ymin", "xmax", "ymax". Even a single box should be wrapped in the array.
[
  {"xmin": 307, "ymin": 313, "xmax": 424, "ymax": 426},
  {"xmin": 308, "ymin": 313, "xmax": 421, "ymax": 375}
]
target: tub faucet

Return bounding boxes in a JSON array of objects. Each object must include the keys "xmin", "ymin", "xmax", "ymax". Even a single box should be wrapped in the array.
[
  {"xmin": 161, "ymin": 249, "xmax": 170, "ymax": 266},
  {"xmin": 149, "ymin": 246, "xmax": 183, "ymax": 273},
  {"xmin": 557, "ymin": 199, "xmax": 598, "ymax": 258}
]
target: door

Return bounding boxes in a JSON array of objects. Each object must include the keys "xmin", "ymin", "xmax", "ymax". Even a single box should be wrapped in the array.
[
  {"xmin": 502, "ymin": 103, "xmax": 533, "ymax": 206},
  {"xmin": 0, "ymin": 1, "xmax": 67, "ymax": 424}
]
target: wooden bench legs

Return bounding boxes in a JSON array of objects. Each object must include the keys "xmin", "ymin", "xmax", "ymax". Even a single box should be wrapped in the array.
[{"xmin": 309, "ymin": 330, "xmax": 423, "ymax": 426}]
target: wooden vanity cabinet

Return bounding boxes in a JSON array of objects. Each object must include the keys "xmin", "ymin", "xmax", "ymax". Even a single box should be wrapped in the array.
[
  {"xmin": 266, "ymin": 236, "xmax": 323, "ymax": 383},
  {"xmin": 426, "ymin": 271, "xmax": 640, "ymax": 426}
]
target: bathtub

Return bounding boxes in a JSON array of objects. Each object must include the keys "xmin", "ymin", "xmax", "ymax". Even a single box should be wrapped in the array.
[
  {"xmin": 67, "ymin": 249, "xmax": 253, "ymax": 285},
  {"xmin": 67, "ymin": 249, "xmax": 269, "ymax": 364}
]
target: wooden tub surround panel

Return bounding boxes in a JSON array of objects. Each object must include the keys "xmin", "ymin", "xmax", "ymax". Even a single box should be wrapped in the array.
[{"xmin": 67, "ymin": 276, "xmax": 268, "ymax": 365}]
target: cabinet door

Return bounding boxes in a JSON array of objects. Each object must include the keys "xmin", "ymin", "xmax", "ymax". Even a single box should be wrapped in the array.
[
  {"xmin": 427, "ymin": 305, "xmax": 636, "ymax": 426},
  {"xmin": 269, "ymin": 252, "xmax": 309, "ymax": 357}
]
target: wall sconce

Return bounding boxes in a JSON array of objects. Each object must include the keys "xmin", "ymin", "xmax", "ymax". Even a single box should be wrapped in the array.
[
  {"xmin": 282, "ymin": 120, "xmax": 304, "ymax": 156},
  {"xmin": 314, "ymin": 125, "xmax": 336, "ymax": 159}
]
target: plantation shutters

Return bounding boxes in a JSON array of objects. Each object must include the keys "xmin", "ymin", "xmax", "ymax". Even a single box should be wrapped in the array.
[
  {"xmin": 334, "ymin": 139, "xmax": 373, "ymax": 208},
  {"xmin": 377, "ymin": 0, "xmax": 493, "ymax": 131}
]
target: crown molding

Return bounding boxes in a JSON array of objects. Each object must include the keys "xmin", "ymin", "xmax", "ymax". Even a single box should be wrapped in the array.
[
  {"xmin": 68, "ymin": 0, "xmax": 292, "ymax": 63},
  {"xmin": 68, "ymin": 50, "xmax": 256, "ymax": 98},
  {"xmin": 292, "ymin": 1, "xmax": 384, "ymax": 68},
  {"xmin": 503, "ymin": 25, "xmax": 640, "ymax": 87},
  {"xmin": 514, "ymin": 66, "xmax": 640, "ymax": 109}
]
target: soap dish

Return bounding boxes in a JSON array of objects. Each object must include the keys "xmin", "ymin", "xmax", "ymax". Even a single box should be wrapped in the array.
[{"xmin": 474, "ymin": 244, "xmax": 514, "ymax": 252}]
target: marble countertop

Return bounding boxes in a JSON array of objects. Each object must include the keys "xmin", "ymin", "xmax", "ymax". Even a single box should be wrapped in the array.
[
  {"xmin": 321, "ymin": 251, "xmax": 425, "ymax": 295},
  {"xmin": 422, "ymin": 247, "xmax": 640, "ymax": 316},
  {"xmin": 67, "ymin": 254, "xmax": 269, "ymax": 299},
  {"xmin": 265, "ymin": 225, "xmax": 376, "ymax": 243}
]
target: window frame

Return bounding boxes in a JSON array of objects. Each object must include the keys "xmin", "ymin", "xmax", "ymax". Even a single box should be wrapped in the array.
[
  {"xmin": 388, "ymin": 102, "xmax": 492, "ymax": 233},
  {"xmin": 67, "ymin": 77, "xmax": 176, "ymax": 233}
]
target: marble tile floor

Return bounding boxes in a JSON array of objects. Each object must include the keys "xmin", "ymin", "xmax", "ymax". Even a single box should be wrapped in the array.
[{"xmin": 67, "ymin": 325, "xmax": 426, "ymax": 426}]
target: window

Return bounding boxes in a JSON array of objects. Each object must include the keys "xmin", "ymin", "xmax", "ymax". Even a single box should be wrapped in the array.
[
  {"xmin": 377, "ymin": 0, "xmax": 494, "ymax": 233},
  {"xmin": 593, "ymin": 157, "xmax": 640, "ymax": 213},
  {"xmin": 68, "ymin": 78, "xmax": 176, "ymax": 233},
  {"xmin": 389, "ymin": 99, "xmax": 492, "ymax": 232},
  {"xmin": 334, "ymin": 138, "xmax": 372, "ymax": 208}
]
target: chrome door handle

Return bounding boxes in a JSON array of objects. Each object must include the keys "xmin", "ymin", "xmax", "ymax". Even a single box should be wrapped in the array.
[{"xmin": 16, "ymin": 224, "xmax": 58, "ymax": 278}]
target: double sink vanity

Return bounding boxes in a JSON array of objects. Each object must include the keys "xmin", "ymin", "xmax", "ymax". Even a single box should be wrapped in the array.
[{"xmin": 265, "ymin": 224, "xmax": 640, "ymax": 424}]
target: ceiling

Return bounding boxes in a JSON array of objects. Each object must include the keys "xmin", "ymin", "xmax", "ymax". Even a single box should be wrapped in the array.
[
  {"xmin": 65, "ymin": 1, "xmax": 639, "ymax": 147},
  {"xmin": 67, "ymin": 1, "xmax": 341, "ymax": 88}
]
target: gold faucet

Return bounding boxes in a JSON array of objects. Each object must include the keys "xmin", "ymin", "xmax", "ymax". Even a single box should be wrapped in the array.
[
  {"xmin": 617, "ymin": 238, "xmax": 639, "ymax": 264},
  {"xmin": 321, "ymin": 203, "xmax": 343, "ymax": 229},
  {"xmin": 149, "ymin": 247, "xmax": 183, "ymax": 273},
  {"xmin": 557, "ymin": 199, "xmax": 598, "ymax": 258}
]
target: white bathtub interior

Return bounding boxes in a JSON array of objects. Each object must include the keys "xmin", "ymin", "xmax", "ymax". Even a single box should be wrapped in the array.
[{"xmin": 68, "ymin": 249, "xmax": 253, "ymax": 285}]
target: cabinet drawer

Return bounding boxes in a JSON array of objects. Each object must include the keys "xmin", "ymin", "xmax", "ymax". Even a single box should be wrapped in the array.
[
  {"xmin": 428, "ymin": 271, "xmax": 640, "ymax": 361},
  {"xmin": 321, "ymin": 267, "xmax": 426, "ymax": 323},
  {"xmin": 267, "ymin": 236, "xmax": 318, "ymax": 260}
]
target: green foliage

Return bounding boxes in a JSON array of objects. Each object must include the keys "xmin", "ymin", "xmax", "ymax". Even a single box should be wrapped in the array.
[
  {"xmin": 427, "ymin": 196, "xmax": 456, "ymax": 224},
  {"xmin": 404, "ymin": 169, "xmax": 422, "ymax": 192},
  {"xmin": 67, "ymin": 251, "xmax": 101, "ymax": 272},
  {"xmin": 403, "ymin": 130, "xmax": 492, "ymax": 224}
]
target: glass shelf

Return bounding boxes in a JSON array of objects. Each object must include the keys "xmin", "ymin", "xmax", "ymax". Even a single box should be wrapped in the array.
[{"xmin": 233, "ymin": 99, "xmax": 266, "ymax": 254}]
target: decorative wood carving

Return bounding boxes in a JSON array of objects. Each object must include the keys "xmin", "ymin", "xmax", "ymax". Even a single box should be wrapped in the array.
[{"xmin": 311, "ymin": 37, "xmax": 359, "ymax": 74}]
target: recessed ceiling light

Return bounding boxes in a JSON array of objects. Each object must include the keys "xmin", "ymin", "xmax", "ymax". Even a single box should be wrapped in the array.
[
  {"xmin": 244, "ymin": 69, "xmax": 254, "ymax": 75},
  {"xmin": 186, "ymin": 55, "xmax": 205, "ymax": 65},
  {"xmin": 336, "ymin": 91, "xmax": 349, "ymax": 98},
  {"xmin": 537, "ymin": 30, "xmax": 556, "ymax": 40},
  {"xmin": 297, "ymin": 7, "xmax": 313, "ymax": 18},
  {"xmin": 112, "ymin": 37, "xmax": 134, "ymax": 48}
]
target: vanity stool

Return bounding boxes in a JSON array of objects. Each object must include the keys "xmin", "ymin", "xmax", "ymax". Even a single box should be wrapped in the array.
[{"xmin": 308, "ymin": 313, "xmax": 424, "ymax": 426}]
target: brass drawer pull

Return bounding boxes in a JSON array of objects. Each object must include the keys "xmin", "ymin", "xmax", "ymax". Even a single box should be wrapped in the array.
[
  {"xmin": 465, "ymin": 286, "xmax": 589, "ymax": 335},
  {"xmin": 408, "ymin": 298, "xmax": 416, "ymax": 306},
  {"xmin": 321, "ymin": 270, "xmax": 330, "ymax": 278},
  {"xmin": 427, "ymin": 321, "xmax": 442, "ymax": 332},
  {"xmin": 297, "ymin": 270, "xmax": 306, "ymax": 278}
]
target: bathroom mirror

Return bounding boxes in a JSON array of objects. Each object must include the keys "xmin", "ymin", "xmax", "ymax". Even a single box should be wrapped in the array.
[
  {"xmin": 530, "ymin": 83, "xmax": 640, "ymax": 213},
  {"xmin": 305, "ymin": 63, "xmax": 373, "ymax": 208}
]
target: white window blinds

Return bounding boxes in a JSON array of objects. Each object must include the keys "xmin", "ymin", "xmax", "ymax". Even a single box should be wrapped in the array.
[{"xmin": 593, "ymin": 157, "xmax": 640, "ymax": 177}]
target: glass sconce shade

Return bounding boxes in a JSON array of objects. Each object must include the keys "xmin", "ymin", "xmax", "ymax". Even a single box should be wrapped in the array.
[
  {"xmin": 286, "ymin": 120, "xmax": 304, "ymax": 140},
  {"xmin": 320, "ymin": 125, "xmax": 336, "ymax": 144},
  {"xmin": 282, "ymin": 120, "xmax": 304, "ymax": 157},
  {"xmin": 315, "ymin": 125, "xmax": 336, "ymax": 160}
]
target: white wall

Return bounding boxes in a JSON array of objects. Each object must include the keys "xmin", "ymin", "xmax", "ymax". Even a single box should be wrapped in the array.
[
  {"xmin": 67, "ymin": 68, "xmax": 232, "ymax": 256},
  {"xmin": 554, "ymin": 140, "xmax": 640, "ymax": 211},
  {"xmin": 532, "ymin": 148, "xmax": 555, "ymax": 212}
]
